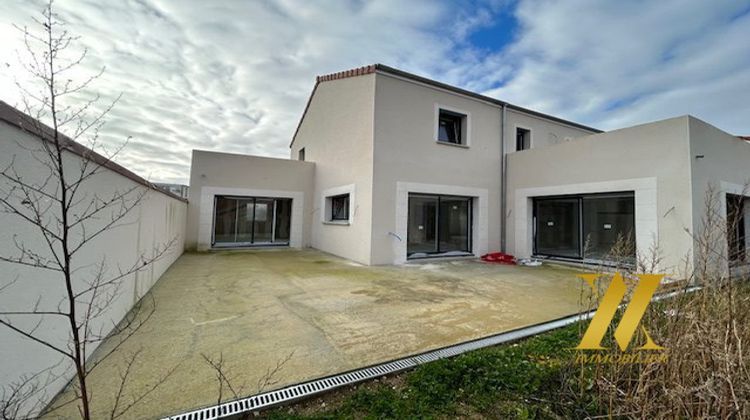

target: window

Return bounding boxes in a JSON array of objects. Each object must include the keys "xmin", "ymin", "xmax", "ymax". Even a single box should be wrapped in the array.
[
  {"xmin": 438, "ymin": 110, "xmax": 464, "ymax": 144},
  {"xmin": 516, "ymin": 127, "xmax": 531, "ymax": 151},
  {"xmin": 407, "ymin": 194, "xmax": 472, "ymax": 257},
  {"xmin": 298, "ymin": 148, "xmax": 305, "ymax": 161},
  {"xmin": 533, "ymin": 192, "xmax": 635, "ymax": 261},
  {"xmin": 330, "ymin": 194, "xmax": 349, "ymax": 221},
  {"xmin": 727, "ymin": 194, "xmax": 747, "ymax": 264},
  {"xmin": 213, "ymin": 196, "xmax": 292, "ymax": 247}
]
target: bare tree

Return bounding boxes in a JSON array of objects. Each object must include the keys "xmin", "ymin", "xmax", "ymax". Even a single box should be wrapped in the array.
[{"xmin": 0, "ymin": 1, "xmax": 176, "ymax": 418}]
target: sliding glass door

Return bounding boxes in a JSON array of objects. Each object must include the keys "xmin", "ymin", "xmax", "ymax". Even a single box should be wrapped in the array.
[
  {"xmin": 582, "ymin": 194, "xmax": 635, "ymax": 259},
  {"xmin": 534, "ymin": 193, "xmax": 635, "ymax": 261},
  {"xmin": 535, "ymin": 198, "xmax": 581, "ymax": 258},
  {"xmin": 213, "ymin": 196, "xmax": 292, "ymax": 247},
  {"xmin": 407, "ymin": 194, "xmax": 472, "ymax": 257},
  {"xmin": 407, "ymin": 195, "xmax": 438, "ymax": 254}
]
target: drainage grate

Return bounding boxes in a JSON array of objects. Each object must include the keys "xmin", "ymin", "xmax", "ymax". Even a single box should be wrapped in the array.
[{"xmin": 161, "ymin": 286, "xmax": 699, "ymax": 420}]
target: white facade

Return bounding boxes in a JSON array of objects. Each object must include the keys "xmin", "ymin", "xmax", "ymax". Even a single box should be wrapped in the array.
[
  {"xmin": 188, "ymin": 64, "xmax": 750, "ymax": 273},
  {"xmin": 186, "ymin": 150, "xmax": 315, "ymax": 252}
]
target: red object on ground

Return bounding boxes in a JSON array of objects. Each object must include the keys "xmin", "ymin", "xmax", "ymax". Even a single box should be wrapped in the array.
[{"xmin": 481, "ymin": 252, "xmax": 517, "ymax": 265}]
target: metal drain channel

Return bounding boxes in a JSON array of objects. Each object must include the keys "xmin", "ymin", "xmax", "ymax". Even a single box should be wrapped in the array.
[{"xmin": 162, "ymin": 286, "xmax": 699, "ymax": 420}]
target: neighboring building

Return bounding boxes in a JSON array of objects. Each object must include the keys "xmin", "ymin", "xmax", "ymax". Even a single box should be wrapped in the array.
[
  {"xmin": 155, "ymin": 182, "xmax": 189, "ymax": 199},
  {"xmin": 186, "ymin": 64, "xmax": 750, "ymax": 275}
]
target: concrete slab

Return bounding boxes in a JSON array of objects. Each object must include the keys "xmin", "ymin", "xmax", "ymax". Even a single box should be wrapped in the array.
[{"xmin": 46, "ymin": 249, "xmax": 588, "ymax": 419}]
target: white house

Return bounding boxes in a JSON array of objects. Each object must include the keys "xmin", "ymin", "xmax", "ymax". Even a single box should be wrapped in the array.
[{"xmin": 186, "ymin": 64, "xmax": 750, "ymax": 275}]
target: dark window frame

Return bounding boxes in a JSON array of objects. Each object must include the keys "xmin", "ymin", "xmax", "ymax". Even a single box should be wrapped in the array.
[
  {"xmin": 330, "ymin": 194, "xmax": 350, "ymax": 221},
  {"xmin": 407, "ymin": 193, "xmax": 473, "ymax": 258},
  {"xmin": 437, "ymin": 109, "xmax": 464, "ymax": 145},
  {"xmin": 532, "ymin": 191, "xmax": 636, "ymax": 262},
  {"xmin": 727, "ymin": 193, "xmax": 747, "ymax": 264},
  {"xmin": 211, "ymin": 195, "xmax": 293, "ymax": 247},
  {"xmin": 516, "ymin": 127, "xmax": 531, "ymax": 151},
  {"xmin": 298, "ymin": 147, "xmax": 305, "ymax": 161}
]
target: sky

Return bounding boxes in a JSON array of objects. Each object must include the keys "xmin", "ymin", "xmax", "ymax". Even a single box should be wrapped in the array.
[{"xmin": 1, "ymin": 0, "xmax": 749, "ymax": 184}]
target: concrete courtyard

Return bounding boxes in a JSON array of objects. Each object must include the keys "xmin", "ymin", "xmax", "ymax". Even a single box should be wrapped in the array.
[{"xmin": 47, "ymin": 249, "xmax": 589, "ymax": 419}]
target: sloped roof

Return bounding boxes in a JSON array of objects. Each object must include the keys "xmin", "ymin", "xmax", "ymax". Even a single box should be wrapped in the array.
[
  {"xmin": 290, "ymin": 63, "xmax": 603, "ymax": 147},
  {"xmin": 0, "ymin": 100, "xmax": 186, "ymax": 202}
]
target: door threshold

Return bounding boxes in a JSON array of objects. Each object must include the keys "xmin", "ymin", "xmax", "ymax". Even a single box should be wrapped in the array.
[
  {"xmin": 533, "ymin": 255, "xmax": 635, "ymax": 270},
  {"xmin": 211, "ymin": 244, "xmax": 290, "ymax": 250},
  {"xmin": 407, "ymin": 252, "xmax": 475, "ymax": 262}
]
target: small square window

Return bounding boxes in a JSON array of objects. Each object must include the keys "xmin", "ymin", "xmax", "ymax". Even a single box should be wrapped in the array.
[
  {"xmin": 438, "ymin": 110, "xmax": 464, "ymax": 144},
  {"xmin": 298, "ymin": 148, "xmax": 305, "ymax": 161},
  {"xmin": 516, "ymin": 127, "xmax": 531, "ymax": 151},
  {"xmin": 330, "ymin": 194, "xmax": 349, "ymax": 221}
]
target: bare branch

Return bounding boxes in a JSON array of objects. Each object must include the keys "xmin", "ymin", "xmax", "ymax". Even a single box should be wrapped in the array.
[
  {"xmin": 0, "ymin": 317, "xmax": 72, "ymax": 359},
  {"xmin": 256, "ymin": 351, "xmax": 295, "ymax": 393}
]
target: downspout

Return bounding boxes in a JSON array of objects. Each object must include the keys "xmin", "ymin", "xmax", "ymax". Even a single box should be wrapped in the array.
[{"xmin": 500, "ymin": 104, "xmax": 508, "ymax": 252}]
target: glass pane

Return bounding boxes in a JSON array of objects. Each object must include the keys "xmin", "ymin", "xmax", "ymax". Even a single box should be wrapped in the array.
[
  {"xmin": 407, "ymin": 195, "xmax": 438, "ymax": 255},
  {"xmin": 274, "ymin": 199, "xmax": 292, "ymax": 242},
  {"xmin": 331, "ymin": 195, "xmax": 349, "ymax": 220},
  {"xmin": 582, "ymin": 195, "xmax": 635, "ymax": 260},
  {"xmin": 214, "ymin": 197, "xmax": 238, "ymax": 244},
  {"xmin": 235, "ymin": 199, "xmax": 254, "ymax": 243},
  {"xmin": 253, "ymin": 199, "xmax": 274, "ymax": 243},
  {"xmin": 535, "ymin": 198, "xmax": 581, "ymax": 258},
  {"xmin": 727, "ymin": 194, "xmax": 747, "ymax": 263},
  {"xmin": 438, "ymin": 197, "xmax": 471, "ymax": 253},
  {"xmin": 438, "ymin": 117, "xmax": 459, "ymax": 143}
]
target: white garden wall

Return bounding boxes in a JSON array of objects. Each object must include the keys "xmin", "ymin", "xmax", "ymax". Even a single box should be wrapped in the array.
[{"xmin": 0, "ymin": 118, "xmax": 186, "ymax": 415}]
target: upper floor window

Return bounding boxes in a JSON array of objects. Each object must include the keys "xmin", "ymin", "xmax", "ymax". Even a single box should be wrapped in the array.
[
  {"xmin": 516, "ymin": 127, "xmax": 531, "ymax": 151},
  {"xmin": 438, "ymin": 109, "xmax": 465, "ymax": 145},
  {"xmin": 298, "ymin": 147, "xmax": 305, "ymax": 161},
  {"xmin": 330, "ymin": 194, "xmax": 350, "ymax": 221}
]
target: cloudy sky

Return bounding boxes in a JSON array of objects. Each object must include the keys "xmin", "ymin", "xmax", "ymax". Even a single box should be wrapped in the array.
[{"xmin": 1, "ymin": 0, "xmax": 749, "ymax": 184}]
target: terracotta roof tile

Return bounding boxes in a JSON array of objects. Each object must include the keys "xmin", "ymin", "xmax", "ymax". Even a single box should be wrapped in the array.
[{"xmin": 316, "ymin": 65, "xmax": 377, "ymax": 83}]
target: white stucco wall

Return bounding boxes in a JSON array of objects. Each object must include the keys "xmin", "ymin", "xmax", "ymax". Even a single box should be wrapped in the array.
[
  {"xmin": 506, "ymin": 117, "xmax": 695, "ymax": 275},
  {"xmin": 688, "ymin": 118, "xmax": 750, "ymax": 268},
  {"xmin": 290, "ymin": 74, "xmax": 376, "ymax": 265},
  {"xmin": 0, "ymin": 121, "xmax": 186, "ymax": 415},
  {"xmin": 187, "ymin": 150, "xmax": 315, "ymax": 251},
  {"xmin": 504, "ymin": 108, "xmax": 596, "ymax": 153}
]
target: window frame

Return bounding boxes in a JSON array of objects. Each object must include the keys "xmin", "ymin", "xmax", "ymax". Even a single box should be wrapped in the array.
[
  {"xmin": 298, "ymin": 147, "xmax": 305, "ymax": 161},
  {"xmin": 438, "ymin": 111, "xmax": 462, "ymax": 144},
  {"xmin": 532, "ymin": 191, "xmax": 636, "ymax": 262},
  {"xmin": 330, "ymin": 194, "xmax": 350, "ymax": 221},
  {"xmin": 515, "ymin": 126, "xmax": 532, "ymax": 151},
  {"xmin": 321, "ymin": 184, "xmax": 355, "ymax": 225},
  {"xmin": 434, "ymin": 105, "xmax": 470, "ymax": 147}
]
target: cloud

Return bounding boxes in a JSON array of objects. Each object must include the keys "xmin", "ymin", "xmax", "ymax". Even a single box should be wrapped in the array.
[
  {"xmin": 0, "ymin": 0, "xmax": 467, "ymax": 183},
  {"xmin": 479, "ymin": 0, "xmax": 750, "ymax": 132},
  {"xmin": 0, "ymin": 0, "xmax": 748, "ymax": 184}
]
